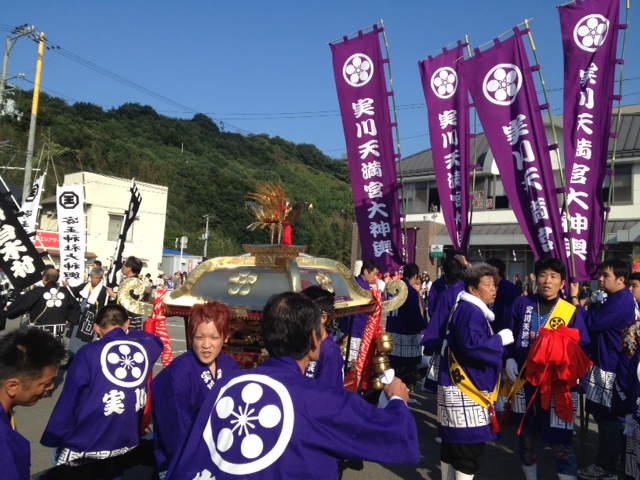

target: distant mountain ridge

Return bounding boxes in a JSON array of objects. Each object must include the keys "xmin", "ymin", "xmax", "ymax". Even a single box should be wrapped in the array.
[{"xmin": 0, "ymin": 92, "xmax": 354, "ymax": 264}]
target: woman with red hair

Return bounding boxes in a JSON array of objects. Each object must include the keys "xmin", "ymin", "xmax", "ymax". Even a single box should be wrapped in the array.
[{"xmin": 151, "ymin": 302, "xmax": 239, "ymax": 477}]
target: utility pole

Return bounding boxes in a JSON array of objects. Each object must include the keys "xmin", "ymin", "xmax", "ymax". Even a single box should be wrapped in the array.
[
  {"xmin": 0, "ymin": 25, "xmax": 35, "ymax": 116},
  {"xmin": 23, "ymin": 31, "xmax": 45, "ymax": 205},
  {"xmin": 202, "ymin": 213, "xmax": 213, "ymax": 258}
]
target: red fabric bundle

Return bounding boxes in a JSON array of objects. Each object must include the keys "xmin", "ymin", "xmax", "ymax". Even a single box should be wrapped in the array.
[
  {"xmin": 525, "ymin": 325, "xmax": 592, "ymax": 422},
  {"xmin": 355, "ymin": 287, "xmax": 384, "ymax": 391},
  {"xmin": 141, "ymin": 290, "xmax": 174, "ymax": 433}
]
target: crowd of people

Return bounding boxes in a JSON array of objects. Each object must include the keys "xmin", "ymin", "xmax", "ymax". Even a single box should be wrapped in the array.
[
  {"xmin": 2, "ymin": 253, "xmax": 640, "ymax": 480},
  {"xmin": 341, "ymin": 254, "xmax": 640, "ymax": 480}
]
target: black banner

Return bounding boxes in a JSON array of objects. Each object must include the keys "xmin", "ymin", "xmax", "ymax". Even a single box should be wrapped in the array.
[
  {"xmin": 106, "ymin": 180, "xmax": 142, "ymax": 288},
  {"xmin": 0, "ymin": 194, "xmax": 46, "ymax": 289}
]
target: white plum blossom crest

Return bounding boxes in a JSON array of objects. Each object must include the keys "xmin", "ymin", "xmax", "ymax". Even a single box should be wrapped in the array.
[
  {"xmin": 482, "ymin": 63, "xmax": 522, "ymax": 106},
  {"xmin": 100, "ymin": 340, "xmax": 150, "ymax": 389},
  {"xmin": 573, "ymin": 14, "xmax": 609, "ymax": 52},
  {"xmin": 342, "ymin": 53, "xmax": 374, "ymax": 88},
  {"xmin": 431, "ymin": 67, "xmax": 458, "ymax": 99},
  {"xmin": 43, "ymin": 288, "xmax": 64, "ymax": 308},
  {"xmin": 204, "ymin": 374, "xmax": 294, "ymax": 476}
]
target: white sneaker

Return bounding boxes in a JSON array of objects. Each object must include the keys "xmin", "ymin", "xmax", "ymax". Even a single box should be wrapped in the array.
[{"xmin": 577, "ymin": 464, "xmax": 616, "ymax": 480}]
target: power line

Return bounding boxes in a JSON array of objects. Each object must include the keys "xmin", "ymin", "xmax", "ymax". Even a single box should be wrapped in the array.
[
  {"xmin": 2, "ymin": 26, "xmax": 254, "ymax": 136},
  {"xmin": 4, "ymin": 24, "xmax": 639, "ymax": 156},
  {"xmin": 3, "ymin": 23, "xmax": 639, "ymax": 122}
]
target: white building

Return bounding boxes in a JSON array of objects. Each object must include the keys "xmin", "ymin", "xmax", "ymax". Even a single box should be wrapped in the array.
[
  {"xmin": 351, "ymin": 106, "xmax": 640, "ymax": 279},
  {"xmin": 39, "ymin": 172, "xmax": 168, "ymax": 277},
  {"xmin": 161, "ymin": 248, "xmax": 203, "ymax": 277}
]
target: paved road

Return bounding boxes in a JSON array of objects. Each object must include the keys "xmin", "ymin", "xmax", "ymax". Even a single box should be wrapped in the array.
[{"xmin": 4, "ymin": 316, "xmax": 618, "ymax": 479}]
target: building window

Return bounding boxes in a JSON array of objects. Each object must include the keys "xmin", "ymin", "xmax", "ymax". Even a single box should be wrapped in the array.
[
  {"xmin": 428, "ymin": 182, "xmax": 440, "ymax": 212},
  {"xmin": 108, "ymin": 215, "xmax": 133, "ymax": 242},
  {"xmin": 603, "ymin": 164, "xmax": 632, "ymax": 205},
  {"xmin": 472, "ymin": 177, "xmax": 487, "ymax": 210},
  {"xmin": 488, "ymin": 176, "xmax": 510, "ymax": 210},
  {"xmin": 403, "ymin": 182, "xmax": 430, "ymax": 214}
]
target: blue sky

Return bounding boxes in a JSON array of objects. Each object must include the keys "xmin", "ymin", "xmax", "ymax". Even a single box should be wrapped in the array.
[{"xmin": 3, "ymin": 1, "xmax": 639, "ymax": 159}]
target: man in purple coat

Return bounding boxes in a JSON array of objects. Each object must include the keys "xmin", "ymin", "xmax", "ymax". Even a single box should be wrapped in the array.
[
  {"xmin": 338, "ymin": 259, "xmax": 379, "ymax": 366},
  {"xmin": 152, "ymin": 302, "xmax": 240, "ymax": 477},
  {"xmin": 166, "ymin": 292, "xmax": 420, "ymax": 480},
  {"xmin": 438, "ymin": 263, "xmax": 514, "ymax": 479},
  {"xmin": 570, "ymin": 259, "xmax": 637, "ymax": 480},
  {"xmin": 422, "ymin": 258, "xmax": 465, "ymax": 393},
  {"xmin": 486, "ymin": 258, "xmax": 522, "ymax": 333},
  {"xmin": 427, "ymin": 255, "xmax": 466, "ymax": 320},
  {"xmin": 505, "ymin": 257, "xmax": 589, "ymax": 480},
  {"xmin": 0, "ymin": 328, "xmax": 65, "ymax": 480},
  {"xmin": 386, "ymin": 263, "xmax": 427, "ymax": 370},
  {"xmin": 301, "ymin": 285, "xmax": 344, "ymax": 389},
  {"xmin": 422, "ymin": 282, "xmax": 464, "ymax": 395},
  {"xmin": 41, "ymin": 304, "xmax": 162, "ymax": 468}
]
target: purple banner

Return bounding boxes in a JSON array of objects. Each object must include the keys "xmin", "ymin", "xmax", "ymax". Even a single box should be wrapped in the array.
[
  {"xmin": 559, "ymin": 0, "xmax": 620, "ymax": 281},
  {"xmin": 419, "ymin": 41, "xmax": 471, "ymax": 253},
  {"xmin": 330, "ymin": 26, "xmax": 404, "ymax": 273},
  {"xmin": 403, "ymin": 227, "xmax": 417, "ymax": 264},
  {"xmin": 459, "ymin": 30, "xmax": 565, "ymax": 262}
]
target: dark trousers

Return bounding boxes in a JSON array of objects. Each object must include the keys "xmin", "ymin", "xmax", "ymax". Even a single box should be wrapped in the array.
[
  {"xmin": 440, "ymin": 441, "xmax": 485, "ymax": 475},
  {"xmin": 593, "ymin": 410, "xmax": 623, "ymax": 471}
]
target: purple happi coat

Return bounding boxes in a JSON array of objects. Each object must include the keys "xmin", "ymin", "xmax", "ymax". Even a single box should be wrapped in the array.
[
  {"xmin": 581, "ymin": 288, "xmax": 636, "ymax": 418},
  {"xmin": 437, "ymin": 295, "xmax": 503, "ymax": 444},
  {"xmin": 338, "ymin": 275, "xmax": 371, "ymax": 363},
  {"xmin": 427, "ymin": 275, "xmax": 449, "ymax": 318},
  {"xmin": 423, "ymin": 281, "xmax": 465, "ymax": 352},
  {"xmin": 152, "ymin": 350, "xmax": 240, "ymax": 475},
  {"xmin": 506, "ymin": 294, "xmax": 589, "ymax": 443},
  {"xmin": 626, "ymin": 332, "xmax": 640, "ymax": 480},
  {"xmin": 0, "ymin": 404, "xmax": 30, "ymax": 480},
  {"xmin": 41, "ymin": 328, "xmax": 162, "ymax": 463},
  {"xmin": 166, "ymin": 356, "xmax": 419, "ymax": 480},
  {"xmin": 304, "ymin": 331, "xmax": 344, "ymax": 390},
  {"xmin": 386, "ymin": 278, "xmax": 427, "ymax": 368},
  {"xmin": 422, "ymin": 281, "xmax": 464, "ymax": 393},
  {"xmin": 491, "ymin": 278, "xmax": 523, "ymax": 333}
]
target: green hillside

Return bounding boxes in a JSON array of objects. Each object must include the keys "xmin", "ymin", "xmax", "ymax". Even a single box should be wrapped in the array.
[{"xmin": 0, "ymin": 92, "xmax": 355, "ymax": 264}]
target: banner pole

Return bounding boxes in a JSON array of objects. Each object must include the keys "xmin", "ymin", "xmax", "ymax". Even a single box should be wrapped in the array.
[
  {"xmin": 556, "ymin": 0, "xmax": 577, "ymax": 8},
  {"xmin": 600, "ymin": 0, "xmax": 630, "ymax": 263},
  {"xmin": 327, "ymin": 22, "xmax": 383, "ymax": 45},
  {"xmin": 423, "ymin": 38, "xmax": 469, "ymax": 61},
  {"xmin": 379, "ymin": 19, "xmax": 408, "ymax": 263},
  {"xmin": 35, "ymin": 139, "xmax": 56, "ymax": 267},
  {"xmin": 469, "ymin": 19, "xmax": 533, "ymax": 58},
  {"xmin": 464, "ymin": 36, "xmax": 477, "ymax": 255},
  {"xmin": 523, "ymin": 19, "xmax": 576, "ymax": 280},
  {"xmin": 33, "ymin": 171, "xmax": 55, "ymax": 268}
]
